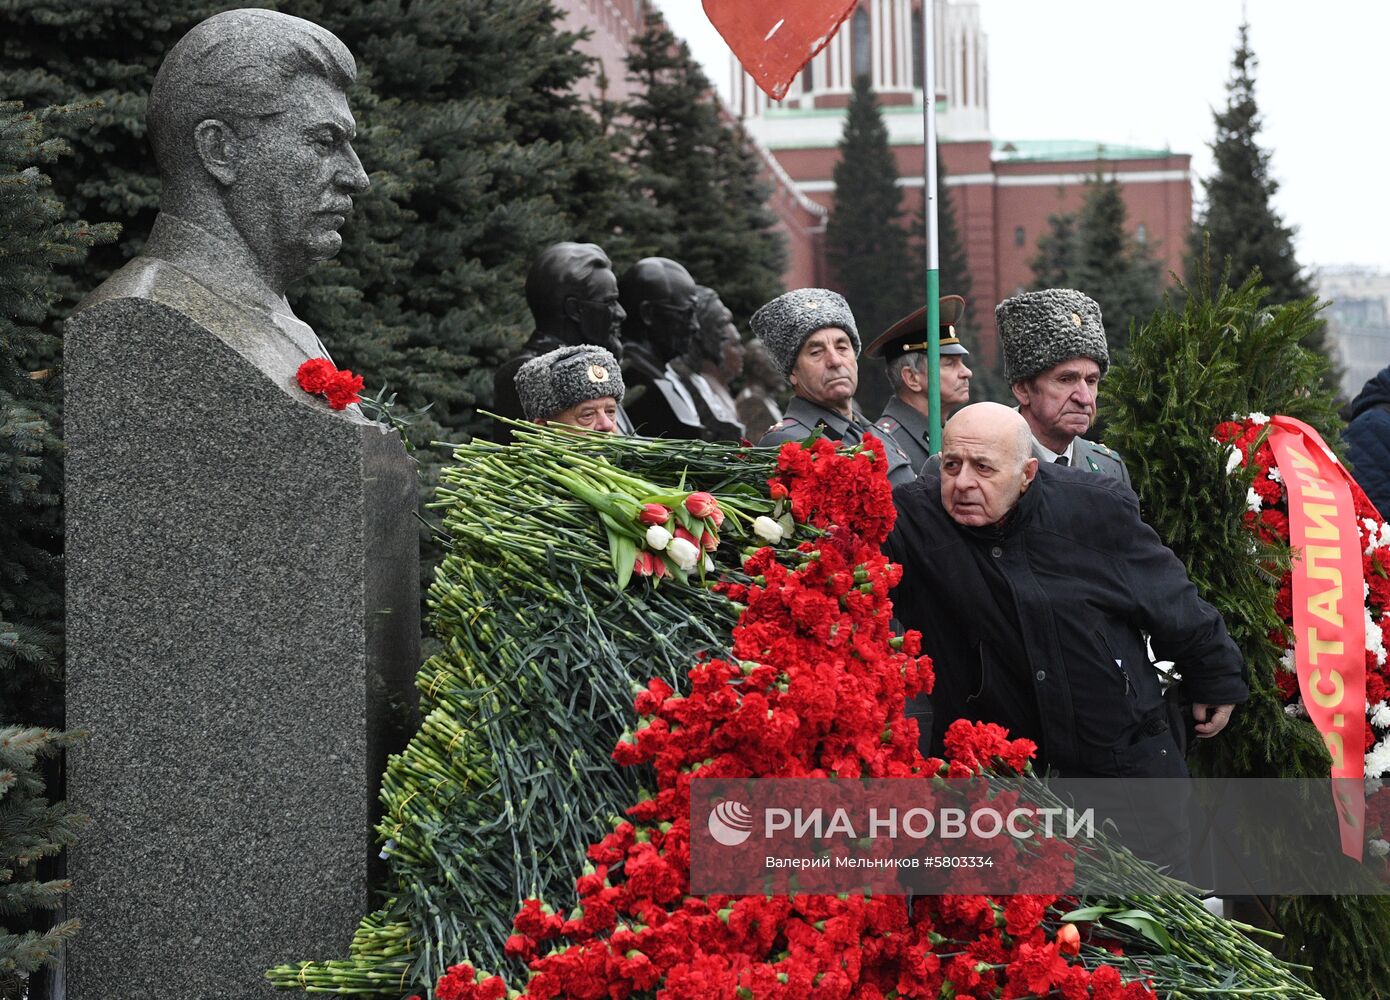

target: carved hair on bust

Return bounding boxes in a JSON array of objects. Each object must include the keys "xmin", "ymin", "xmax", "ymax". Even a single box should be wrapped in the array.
[
  {"xmin": 524, "ymin": 242, "xmax": 614, "ymax": 329},
  {"xmin": 147, "ymin": 8, "xmax": 357, "ymax": 189},
  {"xmin": 690, "ymin": 286, "xmax": 727, "ymax": 366},
  {"xmin": 618, "ymin": 257, "xmax": 697, "ymax": 366}
]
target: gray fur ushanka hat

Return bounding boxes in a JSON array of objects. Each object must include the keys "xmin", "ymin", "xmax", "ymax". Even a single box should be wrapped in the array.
[
  {"xmin": 750, "ymin": 288, "xmax": 860, "ymax": 377},
  {"xmin": 995, "ymin": 288, "xmax": 1108, "ymax": 383},
  {"xmin": 514, "ymin": 345, "xmax": 624, "ymax": 421}
]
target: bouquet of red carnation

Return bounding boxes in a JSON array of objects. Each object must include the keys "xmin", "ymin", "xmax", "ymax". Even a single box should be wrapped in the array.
[{"xmin": 410, "ymin": 437, "xmax": 1313, "ymax": 1000}]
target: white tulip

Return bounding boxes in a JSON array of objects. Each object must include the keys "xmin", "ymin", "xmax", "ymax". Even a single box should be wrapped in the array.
[
  {"xmin": 667, "ymin": 537, "xmax": 700, "ymax": 570},
  {"xmin": 753, "ymin": 515, "xmax": 784, "ymax": 544},
  {"xmin": 645, "ymin": 524, "xmax": 673, "ymax": 551}
]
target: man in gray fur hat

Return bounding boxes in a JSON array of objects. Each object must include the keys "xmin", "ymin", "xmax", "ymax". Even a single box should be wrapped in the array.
[
  {"xmin": 515, "ymin": 345, "xmax": 625, "ymax": 434},
  {"xmin": 753, "ymin": 288, "xmax": 914, "ymax": 486},
  {"xmin": 997, "ymin": 288, "xmax": 1130, "ymax": 486}
]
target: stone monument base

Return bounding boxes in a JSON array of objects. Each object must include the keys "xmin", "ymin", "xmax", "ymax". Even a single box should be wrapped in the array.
[{"xmin": 65, "ymin": 268, "xmax": 419, "ymax": 999}]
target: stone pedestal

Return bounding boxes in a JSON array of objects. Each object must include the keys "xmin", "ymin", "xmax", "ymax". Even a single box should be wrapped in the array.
[{"xmin": 64, "ymin": 261, "xmax": 419, "ymax": 999}]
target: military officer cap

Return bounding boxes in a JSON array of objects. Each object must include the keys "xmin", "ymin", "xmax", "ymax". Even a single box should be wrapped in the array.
[
  {"xmin": 996, "ymin": 288, "xmax": 1108, "ymax": 384},
  {"xmin": 750, "ymin": 288, "xmax": 860, "ymax": 377},
  {"xmin": 864, "ymin": 295, "xmax": 969, "ymax": 360},
  {"xmin": 514, "ymin": 344, "xmax": 624, "ymax": 421}
]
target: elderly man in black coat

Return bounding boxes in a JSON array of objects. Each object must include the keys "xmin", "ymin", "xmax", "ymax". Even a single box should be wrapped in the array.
[{"xmin": 886, "ymin": 402, "xmax": 1248, "ymax": 780}]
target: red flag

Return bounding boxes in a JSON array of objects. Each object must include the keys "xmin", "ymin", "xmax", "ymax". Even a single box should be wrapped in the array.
[{"xmin": 702, "ymin": 0, "xmax": 858, "ymax": 100}]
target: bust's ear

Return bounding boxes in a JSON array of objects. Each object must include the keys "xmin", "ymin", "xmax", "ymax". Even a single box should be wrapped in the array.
[
  {"xmin": 639, "ymin": 301, "xmax": 655, "ymax": 327},
  {"xmin": 562, "ymin": 295, "xmax": 583, "ymax": 324},
  {"xmin": 193, "ymin": 119, "xmax": 239, "ymax": 186}
]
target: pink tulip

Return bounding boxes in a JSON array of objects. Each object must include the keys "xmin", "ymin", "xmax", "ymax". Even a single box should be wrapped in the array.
[
  {"xmin": 638, "ymin": 503, "xmax": 671, "ymax": 526},
  {"xmin": 684, "ymin": 492, "xmax": 719, "ymax": 518}
]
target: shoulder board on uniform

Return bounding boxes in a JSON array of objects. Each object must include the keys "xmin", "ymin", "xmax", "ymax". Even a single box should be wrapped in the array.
[
  {"xmin": 767, "ymin": 416, "xmax": 808, "ymax": 433},
  {"xmin": 1094, "ymin": 442, "xmax": 1122, "ymax": 460},
  {"xmin": 874, "ymin": 417, "xmax": 901, "ymax": 433}
]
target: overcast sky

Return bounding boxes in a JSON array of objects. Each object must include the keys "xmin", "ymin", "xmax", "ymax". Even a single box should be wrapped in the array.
[{"xmin": 651, "ymin": 0, "xmax": 1390, "ymax": 275}]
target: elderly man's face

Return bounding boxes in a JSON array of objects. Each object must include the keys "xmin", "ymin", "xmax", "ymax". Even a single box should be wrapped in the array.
[
  {"xmin": 1011, "ymin": 357, "xmax": 1102, "ymax": 451},
  {"xmin": 940, "ymin": 419, "xmax": 1037, "ymax": 527},
  {"xmin": 224, "ymin": 74, "xmax": 369, "ymax": 282},
  {"xmin": 790, "ymin": 327, "xmax": 858, "ymax": 409},
  {"xmin": 546, "ymin": 396, "xmax": 620, "ymax": 434},
  {"xmin": 941, "ymin": 355, "xmax": 973, "ymax": 409}
]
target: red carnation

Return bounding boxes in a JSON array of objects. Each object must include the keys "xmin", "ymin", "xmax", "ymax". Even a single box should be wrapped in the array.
[
  {"xmin": 295, "ymin": 357, "xmax": 364, "ymax": 410},
  {"xmin": 295, "ymin": 357, "xmax": 336, "ymax": 394}
]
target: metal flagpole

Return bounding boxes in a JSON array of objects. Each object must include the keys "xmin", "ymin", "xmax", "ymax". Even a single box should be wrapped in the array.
[{"xmin": 921, "ymin": 0, "xmax": 942, "ymax": 453}]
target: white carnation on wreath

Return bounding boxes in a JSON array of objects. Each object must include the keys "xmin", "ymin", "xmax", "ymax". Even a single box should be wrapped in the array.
[
  {"xmin": 1373, "ymin": 701, "xmax": 1390, "ymax": 730},
  {"xmin": 1225, "ymin": 445, "xmax": 1243, "ymax": 474},
  {"xmin": 1367, "ymin": 605, "xmax": 1388, "ymax": 666},
  {"xmin": 1267, "ymin": 466, "xmax": 1282, "ymax": 483},
  {"xmin": 1366, "ymin": 735, "xmax": 1390, "ymax": 779},
  {"xmin": 1371, "ymin": 839, "xmax": 1390, "ymax": 859},
  {"xmin": 1248, "ymin": 411, "xmax": 1270, "ymax": 425},
  {"xmin": 1247, "ymin": 487, "xmax": 1262, "ymax": 512}
]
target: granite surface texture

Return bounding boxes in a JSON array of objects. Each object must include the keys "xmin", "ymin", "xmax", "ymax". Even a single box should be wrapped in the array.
[{"xmin": 65, "ymin": 281, "xmax": 418, "ymax": 998}]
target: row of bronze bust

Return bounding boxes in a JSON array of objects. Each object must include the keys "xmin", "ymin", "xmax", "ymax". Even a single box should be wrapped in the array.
[{"xmin": 492, "ymin": 244, "xmax": 782, "ymax": 442}]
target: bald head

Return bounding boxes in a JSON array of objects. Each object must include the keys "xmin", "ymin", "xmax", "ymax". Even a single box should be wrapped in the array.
[
  {"xmin": 945, "ymin": 403, "xmax": 1033, "ymax": 469},
  {"xmin": 939, "ymin": 402, "xmax": 1039, "ymax": 526}
]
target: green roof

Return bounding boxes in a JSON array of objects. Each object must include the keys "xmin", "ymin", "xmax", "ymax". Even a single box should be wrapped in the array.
[
  {"xmin": 762, "ymin": 100, "xmax": 939, "ymax": 119},
  {"xmin": 992, "ymin": 139, "xmax": 1174, "ymax": 162}
]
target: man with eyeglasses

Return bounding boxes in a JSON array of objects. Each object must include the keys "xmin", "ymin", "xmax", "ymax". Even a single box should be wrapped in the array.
[
  {"xmin": 617, "ymin": 257, "xmax": 706, "ymax": 439},
  {"xmin": 493, "ymin": 242, "xmax": 633, "ymax": 438}
]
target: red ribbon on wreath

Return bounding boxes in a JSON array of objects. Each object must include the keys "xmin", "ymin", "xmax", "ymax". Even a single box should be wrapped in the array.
[{"xmin": 1267, "ymin": 415, "xmax": 1368, "ymax": 860}]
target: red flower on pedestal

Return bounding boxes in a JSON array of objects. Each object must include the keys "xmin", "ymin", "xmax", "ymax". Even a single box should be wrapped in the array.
[{"xmin": 295, "ymin": 357, "xmax": 364, "ymax": 410}]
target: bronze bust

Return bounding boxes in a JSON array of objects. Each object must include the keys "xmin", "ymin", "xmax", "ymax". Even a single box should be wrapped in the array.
[
  {"xmin": 493, "ymin": 242, "xmax": 632, "ymax": 436},
  {"xmin": 616, "ymin": 257, "xmax": 704, "ymax": 439},
  {"xmin": 675, "ymin": 286, "xmax": 745, "ymax": 441}
]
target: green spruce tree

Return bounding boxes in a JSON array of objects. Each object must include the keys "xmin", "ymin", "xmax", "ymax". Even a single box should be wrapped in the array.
[
  {"xmin": 0, "ymin": 100, "xmax": 116, "ymax": 724},
  {"xmin": 1190, "ymin": 24, "xmax": 1327, "ymax": 361},
  {"xmin": 908, "ymin": 149, "xmax": 1010, "ymax": 404},
  {"xmin": 1030, "ymin": 213, "xmax": 1078, "ymax": 291},
  {"xmin": 825, "ymin": 75, "xmax": 916, "ymax": 340},
  {"xmin": 0, "ymin": 98, "xmax": 111, "ymax": 1000},
  {"xmin": 1102, "ymin": 255, "xmax": 1390, "ymax": 1000},
  {"xmin": 1, "ymin": 727, "xmax": 88, "ymax": 999},
  {"xmin": 1029, "ymin": 177, "xmax": 1162, "ymax": 357},
  {"xmin": 621, "ymin": 11, "xmax": 785, "ymax": 322},
  {"xmin": 912, "ymin": 149, "xmax": 973, "ymax": 317},
  {"xmin": 1072, "ymin": 175, "xmax": 1163, "ymax": 356}
]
